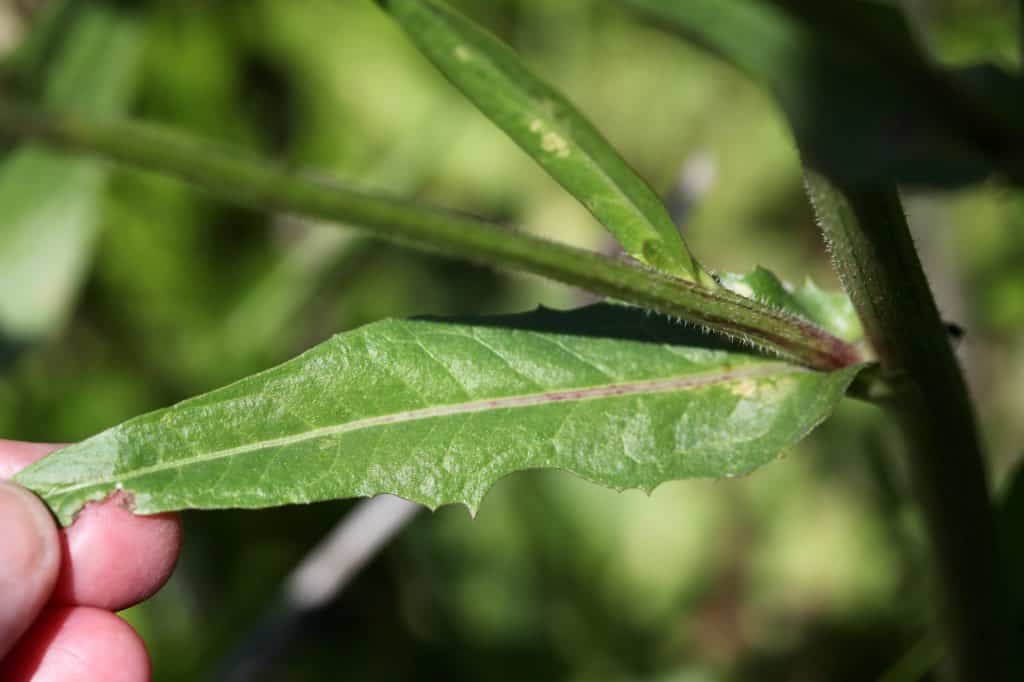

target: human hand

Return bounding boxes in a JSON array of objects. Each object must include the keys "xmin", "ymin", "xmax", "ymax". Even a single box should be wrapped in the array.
[{"xmin": 0, "ymin": 440, "xmax": 182, "ymax": 681}]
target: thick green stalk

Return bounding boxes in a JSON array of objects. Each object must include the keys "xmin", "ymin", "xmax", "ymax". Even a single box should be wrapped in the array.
[
  {"xmin": 0, "ymin": 98, "xmax": 859, "ymax": 370},
  {"xmin": 805, "ymin": 173, "xmax": 1009, "ymax": 681}
]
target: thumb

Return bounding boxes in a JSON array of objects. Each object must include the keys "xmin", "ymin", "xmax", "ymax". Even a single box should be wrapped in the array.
[{"xmin": 0, "ymin": 481, "xmax": 59, "ymax": 660}]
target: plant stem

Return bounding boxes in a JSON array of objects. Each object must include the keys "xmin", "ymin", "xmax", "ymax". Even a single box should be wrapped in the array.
[
  {"xmin": 805, "ymin": 173, "xmax": 1009, "ymax": 681},
  {"xmin": 0, "ymin": 97, "xmax": 859, "ymax": 370}
]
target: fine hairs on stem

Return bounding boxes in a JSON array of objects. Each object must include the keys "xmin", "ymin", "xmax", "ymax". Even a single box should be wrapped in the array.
[{"xmin": 0, "ymin": 97, "xmax": 860, "ymax": 371}]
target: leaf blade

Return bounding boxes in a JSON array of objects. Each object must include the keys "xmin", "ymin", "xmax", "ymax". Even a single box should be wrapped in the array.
[
  {"xmin": 16, "ymin": 303, "xmax": 865, "ymax": 526},
  {"xmin": 378, "ymin": 0, "xmax": 712, "ymax": 282}
]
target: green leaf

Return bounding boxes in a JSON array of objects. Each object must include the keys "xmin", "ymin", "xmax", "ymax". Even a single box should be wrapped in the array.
[
  {"xmin": 719, "ymin": 267, "xmax": 811, "ymax": 318},
  {"xmin": 378, "ymin": 0, "xmax": 713, "ymax": 283},
  {"xmin": 719, "ymin": 267, "xmax": 863, "ymax": 343},
  {"xmin": 0, "ymin": 7, "xmax": 142, "ymax": 341},
  {"xmin": 623, "ymin": 0, "xmax": 1024, "ymax": 186},
  {"xmin": 791, "ymin": 278, "xmax": 863, "ymax": 343},
  {"xmin": 16, "ymin": 303, "xmax": 865, "ymax": 526}
]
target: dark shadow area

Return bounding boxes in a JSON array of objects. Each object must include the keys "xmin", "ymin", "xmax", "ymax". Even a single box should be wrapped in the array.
[
  {"xmin": 737, "ymin": 616, "xmax": 929, "ymax": 682},
  {"xmin": 998, "ymin": 462, "xmax": 1024, "ymax": 677},
  {"xmin": 635, "ymin": 0, "xmax": 1024, "ymax": 187},
  {"xmin": 420, "ymin": 302, "xmax": 754, "ymax": 355},
  {"xmin": 0, "ymin": 332, "xmax": 27, "ymax": 373}
]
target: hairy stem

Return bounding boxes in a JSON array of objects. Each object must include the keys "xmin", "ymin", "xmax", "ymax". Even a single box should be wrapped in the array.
[
  {"xmin": 0, "ymin": 98, "xmax": 859, "ymax": 370},
  {"xmin": 805, "ymin": 173, "xmax": 1009, "ymax": 681}
]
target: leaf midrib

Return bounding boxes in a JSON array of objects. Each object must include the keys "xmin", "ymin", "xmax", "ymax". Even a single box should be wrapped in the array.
[{"xmin": 45, "ymin": 362, "xmax": 803, "ymax": 497}]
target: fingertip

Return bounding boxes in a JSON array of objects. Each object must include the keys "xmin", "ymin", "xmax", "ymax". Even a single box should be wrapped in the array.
[
  {"xmin": 54, "ymin": 494, "xmax": 183, "ymax": 611},
  {"xmin": 0, "ymin": 440, "xmax": 63, "ymax": 479},
  {"xmin": 0, "ymin": 481, "xmax": 60, "ymax": 659},
  {"xmin": 1, "ymin": 606, "xmax": 150, "ymax": 682}
]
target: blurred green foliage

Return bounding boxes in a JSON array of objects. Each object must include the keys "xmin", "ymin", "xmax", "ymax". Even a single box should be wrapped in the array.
[{"xmin": 0, "ymin": 0, "xmax": 1021, "ymax": 679}]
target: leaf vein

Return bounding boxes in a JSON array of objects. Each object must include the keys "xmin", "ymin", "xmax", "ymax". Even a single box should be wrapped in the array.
[{"xmin": 46, "ymin": 363, "xmax": 804, "ymax": 497}]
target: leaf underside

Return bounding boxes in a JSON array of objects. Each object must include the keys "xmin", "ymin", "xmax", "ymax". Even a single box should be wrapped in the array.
[{"xmin": 17, "ymin": 303, "xmax": 865, "ymax": 526}]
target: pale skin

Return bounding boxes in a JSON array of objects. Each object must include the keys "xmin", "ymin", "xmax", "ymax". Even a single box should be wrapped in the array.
[{"xmin": 0, "ymin": 440, "xmax": 182, "ymax": 681}]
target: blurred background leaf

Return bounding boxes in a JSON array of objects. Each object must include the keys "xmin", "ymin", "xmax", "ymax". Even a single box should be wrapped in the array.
[
  {"xmin": 0, "ymin": 3, "xmax": 142, "ymax": 347},
  {"xmin": 623, "ymin": 0, "xmax": 1024, "ymax": 187},
  {"xmin": 0, "ymin": 1, "xmax": 1021, "ymax": 680}
]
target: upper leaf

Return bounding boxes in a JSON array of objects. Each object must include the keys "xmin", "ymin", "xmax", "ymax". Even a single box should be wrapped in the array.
[
  {"xmin": 624, "ymin": 0, "xmax": 1024, "ymax": 186},
  {"xmin": 378, "ymin": 0, "xmax": 714, "ymax": 283},
  {"xmin": 16, "ymin": 303, "xmax": 865, "ymax": 526},
  {"xmin": 0, "ymin": 6, "xmax": 142, "ymax": 342}
]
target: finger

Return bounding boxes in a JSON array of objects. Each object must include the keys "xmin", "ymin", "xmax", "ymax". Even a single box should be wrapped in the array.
[
  {"xmin": 1, "ymin": 606, "xmax": 150, "ymax": 682},
  {"xmin": 0, "ymin": 439, "xmax": 63, "ymax": 479},
  {"xmin": 0, "ymin": 481, "xmax": 60, "ymax": 659},
  {"xmin": 0, "ymin": 440, "xmax": 183, "ymax": 611},
  {"xmin": 52, "ymin": 495, "xmax": 182, "ymax": 610}
]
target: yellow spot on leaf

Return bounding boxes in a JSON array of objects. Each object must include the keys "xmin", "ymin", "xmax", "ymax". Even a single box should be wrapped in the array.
[
  {"xmin": 731, "ymin": 378, "xmax": 758, "ymax": 398},
  {"xmin": 528, "ymin": 119, "xmax": 570, "ymax": 158},
  {"xmin": 541, "ymin": 131, "xmax": 569, "ymax": 158}
]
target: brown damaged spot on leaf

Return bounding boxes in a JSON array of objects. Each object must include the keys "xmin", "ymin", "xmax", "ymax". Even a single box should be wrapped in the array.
[{"xmin": 69, "ymin": 487, "xmax": 137, "ymax": 524}]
